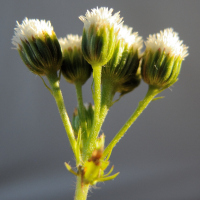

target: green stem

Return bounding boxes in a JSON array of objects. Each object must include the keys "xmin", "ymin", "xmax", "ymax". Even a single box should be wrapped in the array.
[
  {"xmin": 47, "ymin": 73, "xmax": 81, "ymax": 164},
  {"xmin": 83, "ymin": 66, "xmax": 102, "ymax": 161},
  {"xmin": 103, "ymin": 85, "xmax": 161, "ymax": 159},
  {"xmin": 75, "ymin": 82, "xmax": 87, "ymax": 142},
  {"xmin": 74, "ymin": 176, "xmax": 90, "ymax": 200},
  {"xmin": 92, "ymin": 66, "xmax": 102, "ymax": 126},
  {"xmin": 99, "ymin": 78, "xmax": 115, "ymax": 133}
]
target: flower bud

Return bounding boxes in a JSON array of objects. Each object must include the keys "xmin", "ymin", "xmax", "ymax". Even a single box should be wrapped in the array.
[
  {"xmin": 141, "ymin": 28, "xmax": 188, "ymax": 89},
  {"xmin": 72, "ymin": 103, "xmax": 94, "ymax": 136},
  {"xmin": 95, "ymin": 134, "xmax": 105, "ymax": 150},
  {"xmin": 72, "ymin": 108, "xmax": 79, "ymax": 137},
  {"xmin": 12, "ymin": 18, "xmax": 62, "ymax": 76},
  {"xmin": 102, "ymin": 25, "xmax": 143, "ymax": 96},
  {"xmin": 79, "ymin": 7, "xmax": 123, "ymax": 67},
  {"xmin": 59, "ymin": 35, "xmax": 92, "ymax": 85}
]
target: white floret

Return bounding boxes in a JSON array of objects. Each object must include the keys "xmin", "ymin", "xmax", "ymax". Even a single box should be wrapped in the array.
[
  {"xmin": 79, "ymin": 7, "xmax": 123, "ymax": 32},
  {"xmin": 118, "ymin": 25, "xmax": 143, "ymax": 50},
  {"xmin": 145, "ymin": 28, "xmax": 188, "ymax": 59},
  {"xmin": 59, "ymin": 35, "xmax": 82, "ymax": 51},
  {"xmin": 12, "ymin": 17, "xmax": 53, "ymax": 49}
]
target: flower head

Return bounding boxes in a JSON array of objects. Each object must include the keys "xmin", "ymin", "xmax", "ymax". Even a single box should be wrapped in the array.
[
  {"xmin": 142, "ymin": 28, "xmax": 189, "ymax": 89},
  {"xmin": 102, "ymin": 25, "xmax": 142, "ymax": 96},
  {"xmin": 79, "ymin": 7, "xmax": 123, "ymax": 67},
  {"xmin": 59, "ymin": 35, "xmax": 92, "ymax": 85},
  {"xmin": 12, "ymin": 18, "xmax": 62, "ymax": 75}
]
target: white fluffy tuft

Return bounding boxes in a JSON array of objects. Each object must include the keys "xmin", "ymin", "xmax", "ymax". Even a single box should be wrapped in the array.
[
  {"xmin": 145, "ymin": 28, "xmax": 188, "ymax": 59},
  {"xmin": 79, "ymin": 7, "xmax": 123, "ymax": 32},
  {"xmin": 118, "ymin": 25, "xmax": 143, "ymax": 50},
  {"xmin": 12, "ymin": 17, "xmax": 53, "ymax": 48},
  {"xmin": 59, "ymin": 35, "xmax": 82, "ymax": 51}
]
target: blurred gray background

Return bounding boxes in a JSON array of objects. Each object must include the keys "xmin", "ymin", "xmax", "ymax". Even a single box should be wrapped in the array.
[{"xmin": 1, "ymin": 0, "xmax": 200, "ymax": 199}]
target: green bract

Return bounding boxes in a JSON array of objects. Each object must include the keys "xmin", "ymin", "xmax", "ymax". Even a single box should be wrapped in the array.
[
  {"xmin": 19, "ymin": 32, "xmax": 62, "ymax": 75},
  {"xmin": 81, "ymin": 24, "xmax": 117, "ymax": 67},
  {"xmin": 141, "ymin": 49, "xmax": 183, "ymax": 89}
]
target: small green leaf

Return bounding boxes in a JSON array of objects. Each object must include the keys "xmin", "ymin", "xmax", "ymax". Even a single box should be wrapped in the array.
[
  {"xmin": 39, "ymin": 75, "xmax": 52, "ymax": 94},
  {"xmin": 98, "ymin": 172, "xmax": 120, "ymax": 182},
  {"xmin": 152, "ymin": 96, "xmax": 165, "ymax": 101},
  {"xmin": 64, "ymin": 162, "xmax": 78, "ymax": 176},
  {"xmin": 102, "ymin": 165, "xmax": 114, "ymax": 177}
]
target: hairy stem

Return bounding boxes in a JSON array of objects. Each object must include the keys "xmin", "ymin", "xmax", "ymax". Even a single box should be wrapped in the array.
[
  {"xmin": 75, "ymin": 82, "xmax": 87, "ymax": 144},
  {"xmin": 103, "ymin": 85, "xmax": 161, "ymax": 159},
  {"xmin": 99, "ymin": 78, "xmax": 115, "ymax": 133},
  {"xmin": 47, "ymin": 73, "xmax": 81, "ymax": 164},
  {"xmin": 74, "ymin": 176, "xmax": 90, "ymax": 200},
  {"xmin": 83, "ymin": 66, "xmax": 102, "ymax": 161}
]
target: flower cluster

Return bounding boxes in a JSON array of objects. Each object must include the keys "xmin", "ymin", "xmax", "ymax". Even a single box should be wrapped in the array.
[
  {"xmin": 12, "ymin": 9, "xmax": 188, "ymax": 89},
  {"xmin": 12, "ymin": 7, "xmax": 188, "ymax": 200}
]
